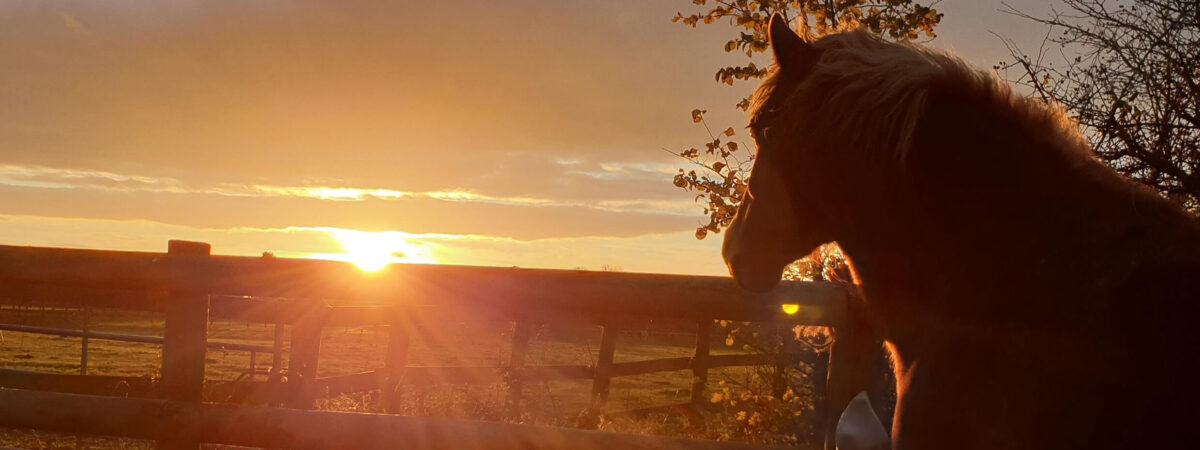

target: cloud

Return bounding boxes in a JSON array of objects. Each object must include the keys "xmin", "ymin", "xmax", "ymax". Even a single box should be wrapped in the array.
[
  {"xmin": 0, "ymin": 163, "xmax": 699, "ymax": 217},
  {"xmin": 0, "ymin": 164, "xmax": 186, "ymax": 191},
  {"xmin": 0, "ymin": 0, "xmax": 749, "ymax": 269},
  {"xmin": 0, "ymin": 182, "xmax": 701, "ymax": 240},
  {"xmin": 0, "ymin": 214, "xmax": 727, "ymax": 276},
  {"xmin": 0, "ymin": 0, "xmax": 752, "ymax": 185},
  {"xmin": 58, "ymin": 13, "xmax": 86, "ymax": 34}
]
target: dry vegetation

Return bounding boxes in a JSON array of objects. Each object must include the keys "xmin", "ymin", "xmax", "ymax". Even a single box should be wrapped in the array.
[{"xmin": 0, "ymin": 306, "xmax": 827, "ymax": 449}]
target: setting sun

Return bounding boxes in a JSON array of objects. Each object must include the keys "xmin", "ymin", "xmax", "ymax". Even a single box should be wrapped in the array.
[{"xmin": 322, "ymin": 229, "xmax": 435, "ymax": 272}]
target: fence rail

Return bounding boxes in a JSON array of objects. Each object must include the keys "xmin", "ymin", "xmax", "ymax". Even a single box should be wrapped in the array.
[
  {"xmin": 0, "ymin": 323, "xmax": 276, "ymax": 353},
  {"xmin": 0, "ymin": 369, "xmax": 152, "ymax": 396},
  {"xmin": 0, "ymin": 387, "xmax": 807, "ymax": 450},
  {"xmin": 0, "ymin": 244, "xmax": 848, "ymax": 324},
  {"xmin": 0, "ymin": 241, "xmax": 877, "ymax": 450}
]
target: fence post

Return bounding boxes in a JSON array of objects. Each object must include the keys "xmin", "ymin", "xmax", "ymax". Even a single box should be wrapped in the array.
[
  {"xmin": 271, "ymin": 322, "xmax": 285, "ymax": 377},
  {"xmin": 287, "ymin": 300, "xmax": 328, "ymax": 409},
  {"xmin": 823, "ymin": 295, "xmax": 881, "ymax": 450},
  {"xmin": 161, "ymin": 240, "xmax": 210, "ymax": 400},
  {"xmin": 691, "ymin": 318, "xmax": 711, "ymax": 405},
  {"xmin": 382, "ymin": 306, "xmax": 411, "ymax": 414},
  {"xmin": 249, "ymin": 351, "xmax": 257, "ymax": 378},
  {"xmin": 160, "ymin": 240, "xmax": 211, "ymax": 450},
  {"xmin": 590, "ymin": 322, "xmax": 618, "ymax": 409},
  {"xmin": 79, "ymin": 307, "xmax": 89, "ymax": 376},
  {"xmin": 506, "ymin": 315, "xmax": 532, "ymax": 420}
]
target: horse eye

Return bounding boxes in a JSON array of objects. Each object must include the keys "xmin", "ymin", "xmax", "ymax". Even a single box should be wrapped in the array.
[{"xmin": 757, "ymin": 127, "xmax": 772, "ymax": 145}]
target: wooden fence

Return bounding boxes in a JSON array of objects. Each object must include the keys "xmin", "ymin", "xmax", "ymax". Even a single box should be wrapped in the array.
[{"xmin": 0, "ymin": 240, "xmax": 879, "ymax": 449}]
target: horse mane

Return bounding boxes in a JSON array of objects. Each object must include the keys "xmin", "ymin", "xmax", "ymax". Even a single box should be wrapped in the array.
[{"xmin": 748, "ymin": 30, "xmax": 1089, "ymax": 163}]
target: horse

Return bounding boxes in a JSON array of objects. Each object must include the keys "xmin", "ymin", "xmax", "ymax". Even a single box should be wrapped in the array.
[{"xmin": 723, "ymin": 14, "xmax": 1200, "ymax": 450}]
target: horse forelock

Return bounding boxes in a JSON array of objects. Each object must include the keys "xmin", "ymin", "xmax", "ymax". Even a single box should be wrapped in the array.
[{"xmin": 748, "ymin": 30, "xmax": 1087, "ymax": 165}]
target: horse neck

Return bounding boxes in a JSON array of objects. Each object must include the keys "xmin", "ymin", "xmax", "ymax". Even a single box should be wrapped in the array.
[{"xmin": 836, "ymin": 85, "xmax": 1196, "ymax": 333}]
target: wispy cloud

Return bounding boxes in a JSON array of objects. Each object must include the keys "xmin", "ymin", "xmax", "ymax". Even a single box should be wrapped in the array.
[
  {"xmin": 0, "ymin": 164, "xmax": 184, "ymax": 191},
  {"xmin": 563, "ymin": 161, "xmax": 680, "ymax": 181},
  {"xmin": 58, "ymin": 12, "xmax": 87, "ymax": 34},
  {"xmin": 0, "ymin": 164, "xmax": 697, "ymax": 216},
  {"xmin": 242, "ymin": 185, "xmax": 408, "ymax": 200},
  {"xmin": 0, "ymin": 215, "xmax": 726, "ymax": 276}
]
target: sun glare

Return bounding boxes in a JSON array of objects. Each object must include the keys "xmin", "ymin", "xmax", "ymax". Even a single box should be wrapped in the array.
[
  {"xmin": 781, "ymin": 304, "xmax": 801, "ymax": 315},
  {"xmin": 324, "ymin": 229, "xmax": 435, "ymax": 272}
]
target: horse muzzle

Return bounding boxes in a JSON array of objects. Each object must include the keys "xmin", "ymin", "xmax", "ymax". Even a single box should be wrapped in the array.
[{"xmin": 724, "ymin": 251, "xmax": 786, "ymax": 292}]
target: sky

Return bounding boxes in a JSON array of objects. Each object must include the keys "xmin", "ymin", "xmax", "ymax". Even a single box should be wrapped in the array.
[{"xmin": 0, "ymin": 0, "xmax": 1053, "ymax": 275}]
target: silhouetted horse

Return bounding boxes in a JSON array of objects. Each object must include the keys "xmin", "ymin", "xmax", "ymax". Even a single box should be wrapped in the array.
[{"xmin": 724, "ymin": 14, "xmax": 1200, "ymax": 450}]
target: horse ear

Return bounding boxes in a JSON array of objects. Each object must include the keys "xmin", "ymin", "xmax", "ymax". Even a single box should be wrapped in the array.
[{"xmin": 768, "ymin": 14, "xmax": 818, "ymax": 73}]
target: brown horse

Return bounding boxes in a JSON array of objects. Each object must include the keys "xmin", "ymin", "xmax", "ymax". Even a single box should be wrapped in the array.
[{"xmin": 724, "ymin": 14, "xmax": 1200, "ymax": 450}]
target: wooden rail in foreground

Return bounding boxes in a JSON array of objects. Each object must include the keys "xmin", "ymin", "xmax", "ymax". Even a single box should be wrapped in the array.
[
  {"xmin": 0, "ymin": 241, "xmax": 877, "ymax": 450},
  {"xmin": 0, "ymin": 388, "xmax": 810, "ymax": 450}
]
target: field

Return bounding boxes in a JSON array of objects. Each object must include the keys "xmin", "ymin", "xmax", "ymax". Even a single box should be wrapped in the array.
[{"xmin": 0, "ymin": 306, "xmax": 819, "ymax": 448}]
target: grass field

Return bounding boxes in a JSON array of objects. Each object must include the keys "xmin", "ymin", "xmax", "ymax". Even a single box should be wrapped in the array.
[{"xmin": 1, "ymin": 306, "xmax": 820, "ymax": 448}]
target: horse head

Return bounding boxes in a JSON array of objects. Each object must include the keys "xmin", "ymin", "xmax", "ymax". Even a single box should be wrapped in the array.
[
  {"xmin": 722, "ymin": 15, "xmax": 857, "ymax": 292},
  {"xmin": 724, "ymin": 14, "xmax": 935, "ymax": 292}
]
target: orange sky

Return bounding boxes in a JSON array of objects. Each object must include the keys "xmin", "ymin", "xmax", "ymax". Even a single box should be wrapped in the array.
[{"xmin": 0, "ymin": 0, "xmax": 1051, "ymax": 275}]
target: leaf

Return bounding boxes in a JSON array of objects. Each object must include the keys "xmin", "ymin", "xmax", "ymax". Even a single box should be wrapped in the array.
[
  {"xmin": 712, "ymin": 162, "xmax": 726, "ymax": 173},
  {"xmin": 695, "ymin": 227, "xmax": 708, "ymax": 240},
  {"xmin": 723, "ymin": 127, "xmax": 736, "ymax": 137},
  {"xmin": 691, "ymin": 109, "xmax": 706, "ymax": 123}
]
